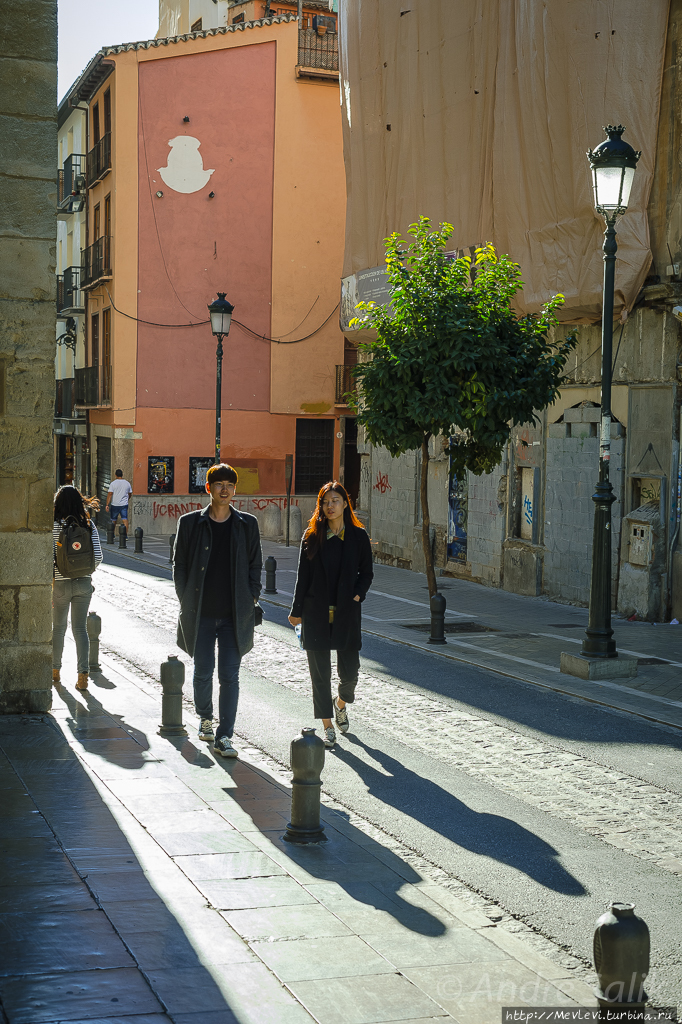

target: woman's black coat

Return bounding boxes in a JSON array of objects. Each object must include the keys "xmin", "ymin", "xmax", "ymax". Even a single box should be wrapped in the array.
[{"xmin": 290, "ymin": 523, "xmax": 373, "ymax": 651}]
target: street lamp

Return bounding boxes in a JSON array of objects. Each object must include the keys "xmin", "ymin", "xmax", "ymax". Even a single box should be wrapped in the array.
[
  {"xmin": 582, "ymin": 125, "xmax": 640, "ymax": 660},
  {"xmin": 207, "ymin": 291, "xmax": 235, "ymax": 464}
]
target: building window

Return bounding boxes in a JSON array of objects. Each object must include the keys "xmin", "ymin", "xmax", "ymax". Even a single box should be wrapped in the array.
[
  {"xmin": 92, "ymin": 102, "xmax": 100, "ymax": 144},
  {"xmin": 295, "ymin": 419, "xmax": 334, "ymax": 494},
  {"xmin": 90, "ymin": 313, "xmax": 100, "ymax": 367},
  {"xmin": 232, "ymin": 12, "xmax": 244, "ymax": 22},
  {"xmin": 93, "ymin": 203, "xmax": 101, "ymax": 240},
  {"xmin": 103, "ymin": 88, "xmax": 111, "ymax": 135},
  {"xmin": 104, "ymin": 194, "xmax": 111, "ymax": 237},
  {"xmin": 191, "ymin": 16, "xmax": 203, "ymax": 30}
]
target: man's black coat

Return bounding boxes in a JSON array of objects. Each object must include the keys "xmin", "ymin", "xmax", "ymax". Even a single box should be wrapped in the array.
[
  {"xmin": 173, "ymin": 505, "xmax": 262, "ymax": 657},
  {"xmin": 291, "ymin": 524, "xmax": 373, "ymax": 651}
]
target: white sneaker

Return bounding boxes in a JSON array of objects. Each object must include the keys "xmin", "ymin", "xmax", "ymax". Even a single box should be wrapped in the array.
[
  {"xmin": 214, "ymin": 736, "xmax": 238, "ymax": 758},
  {"xmin": 333, "ymin": 697, "xmax": 349, "ymax": 734},
  {"xmin": 323, "ymin": 726, "xmax": 336, "ymax": 748}
]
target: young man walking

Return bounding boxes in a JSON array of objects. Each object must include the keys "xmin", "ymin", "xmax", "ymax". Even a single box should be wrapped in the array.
[
  {"xmin": 105, "ymin": 470, "xmax": 132, "ymax": 529},
  {"xmin": 172, "ymin": 463, "xmax": 262, "ymax": 758}
]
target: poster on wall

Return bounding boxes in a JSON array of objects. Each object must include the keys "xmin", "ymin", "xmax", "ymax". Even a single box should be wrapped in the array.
[
  {"xmin": 189, "ymin": 457, "xmax": 213, "ymax": 494},
  {"xmin": 148, "ymin": 456, "xmax": 174, "ymax": 494}
]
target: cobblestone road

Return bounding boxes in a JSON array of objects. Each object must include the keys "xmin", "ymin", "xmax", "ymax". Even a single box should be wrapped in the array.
[{"xmin": 95, "ymin": 568, "xmax": 682, "ymax": 879}]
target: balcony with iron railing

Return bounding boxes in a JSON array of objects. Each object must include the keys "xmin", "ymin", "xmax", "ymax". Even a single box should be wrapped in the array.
[
  {"xmin": 56, "ymin": 266, "xmax": 84, "ymax": 314},
  {"xmin": 86, "ymin": 132, "xmax": 111, "ymax": 187},
  {"xmin": 57, "ymin": 154, "xmax": 86, "ymax": 208},
  {"xmin": 81, "ymin": 236, "xmax": 112, "ymax": 289},
  {"xmin": 335, "ymin": 364, "xmax": 357, "ymax": 405},
  {"xmin": 297, "ymin": 28, "xmax": 339, "ymax": 79},
  {"xmin": 75, "ymin": 364, "xmax": 112, "ymax": 408},
  {"xmin": 54, "ymin": 378, "xmax": 78, "ymax": 419}
]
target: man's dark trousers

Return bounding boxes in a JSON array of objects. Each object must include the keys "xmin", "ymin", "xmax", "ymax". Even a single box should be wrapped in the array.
[{"xmin": 193, "ymin": 617, "xmax": 241, "ymax": 740}]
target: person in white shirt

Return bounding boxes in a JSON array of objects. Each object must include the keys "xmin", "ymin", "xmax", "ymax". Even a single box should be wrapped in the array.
[{"xmin": 106, "ymin": 469, "xmax": 132, "ymax": 528}]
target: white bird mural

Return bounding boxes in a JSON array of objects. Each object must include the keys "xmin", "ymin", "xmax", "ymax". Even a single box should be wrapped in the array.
[{"xmin": 157, "ymin": 136, "xmax": 215, "ymax": 194}]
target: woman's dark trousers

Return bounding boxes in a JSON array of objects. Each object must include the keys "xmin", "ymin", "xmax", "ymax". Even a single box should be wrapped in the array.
[{"xmin": 306, "ymin": 648, "xmax": 360, "ymax": 719}]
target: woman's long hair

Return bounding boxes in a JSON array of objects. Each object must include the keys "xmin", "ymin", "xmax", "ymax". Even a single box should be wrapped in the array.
[
  {"xmin": 303, "ymin": 481, "xmax": 364, "ymax": 560},
  {"xmin": 54, "ymin": 485, "xmax": 99, "ymax": 527}
]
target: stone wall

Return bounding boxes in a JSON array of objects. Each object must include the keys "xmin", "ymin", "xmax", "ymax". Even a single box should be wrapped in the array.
[{"xmin": 0, "ymin": 0, "xmax": 57, "ymax": 712}]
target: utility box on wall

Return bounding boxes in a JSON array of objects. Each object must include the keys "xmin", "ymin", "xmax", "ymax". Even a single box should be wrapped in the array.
[{"xmin": 617, "ymin": 503, "xmax": 664, "ymax": 621}]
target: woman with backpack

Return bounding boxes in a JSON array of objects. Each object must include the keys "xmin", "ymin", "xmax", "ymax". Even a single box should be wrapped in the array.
[
  {"xmin": 53, "ymin": 485, "xmax": 103, "ymax": 690},
  {"xmin": 288, "ymin": 481, "xmax": 373, "ymax": 748}
]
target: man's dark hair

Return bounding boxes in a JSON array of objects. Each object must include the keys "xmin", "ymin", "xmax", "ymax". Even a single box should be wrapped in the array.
[
  {"xmin": 206, "ymin": 463, "xmax": 238, "ymax": 486},
  {"xmin": 115, "ymin": 469, "xmax": 123, "ymax": 477}
]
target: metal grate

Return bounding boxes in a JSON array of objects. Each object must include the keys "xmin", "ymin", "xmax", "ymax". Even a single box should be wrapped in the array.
[
  {"xmin": 81, "ymin": 236, "xmax": 112, "ymax": 288},
  {"xmin": 86, "ymin": 132, "xmax": 111, "ymax": 186},
  {"xmin": 57, "ymin": 266, "xmax": 84, "ymax": 313},
  {"xmin": 335, "ymin": 365, "xmax": 357, "ymax": 404},
  {"xmin": 297, "ymin": 28, "xmax": 338, "ymax": 71},
  {"xmin": 295, "ymin": 418, "xmax": 334, "ymax": 494}
]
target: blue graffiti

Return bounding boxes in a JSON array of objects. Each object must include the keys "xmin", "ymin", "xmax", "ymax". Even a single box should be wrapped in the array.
[{"xmin": 523, "ymin": 494, "xmax": 533, "ymax": 525}]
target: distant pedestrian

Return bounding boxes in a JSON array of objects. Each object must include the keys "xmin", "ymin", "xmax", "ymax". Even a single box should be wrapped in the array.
[
  {"xmin": 173, "ymin": 463, "xmax": 262, "ymax": 758},
  {"xmin": 289, "ymin": 482, "xmax": 373, "ymax": 747},
  {"xmin": 52, "ymin": 486, "xmax": 103, "ymax": 690},
  {"xmin": 106, "ymin": 469, "xmax": 132, "ymax": 529}
]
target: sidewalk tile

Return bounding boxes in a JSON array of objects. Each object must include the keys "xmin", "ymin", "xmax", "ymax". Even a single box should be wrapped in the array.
[
  {"xmin": 142, "ymin": 809, "xmax": 236, "ymax": 834},
  {"xmin": 119, "ymin": 793, "xmax": 210, "ymax": 818},
  {"xmin": 132, "ymin": 966, "xmax": 233, "ymax": 1014},
  {"xmin": 0, "ymin": 881, "xmax": 94, "ymax": 915},
  {"xmin": 0, "ymin": 839, "xmax": 81, "ymax": 888},
  {"xmin": 151, "ymin": 830, "xmax": 253, "ymax": 857},
  {"xmin": 174, "ymin": 851, "xmax": 288, "ymax": 881},
  {"xmin": 194, "ymin": 875, "xmax": 317, "ymax": 910},
  {"xmin": 323, "ymin": 900, "xmax": 451, "ymax": 938},
  {"xmin": 251, "ymin": 934, "xmax": 394, "ymax": 982},
  {"xmin": 0, "ymin": 908, "xmax": 135, "ymax": 976},
  {"xmin": 223, "ymin": 902, "xmax": 354, "ymax": 941},
  {"xmin": 364, "ymin": 927, "xmax": 509, "ymax": 969},
  {"xmin": 289, "ymin": 972, "xmax": 444, "ymax": 1024},
  {"xmin": 209, "ymin": 961, "xmax": 315, "ymax": 1024},
  {"xmin": 0, "ymin": 966, "xmax": 162, "ymax": 1023}
]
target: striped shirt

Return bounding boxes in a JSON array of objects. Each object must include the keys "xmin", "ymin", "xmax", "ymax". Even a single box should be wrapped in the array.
[{"xmin": 53, "ymin": 519, "xmax": 103, "ymax": 581}]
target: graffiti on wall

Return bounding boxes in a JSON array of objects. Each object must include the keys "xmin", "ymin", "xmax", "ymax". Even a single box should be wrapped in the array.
[{"xmin": 373, "ymin": 472, "xmax": 392, "ymax": 494}]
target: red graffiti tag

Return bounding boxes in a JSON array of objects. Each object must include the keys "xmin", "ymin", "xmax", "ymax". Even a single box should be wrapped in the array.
[{"xmin": 374, "ymin": 473, "xmax": 392, "ymax": 494}]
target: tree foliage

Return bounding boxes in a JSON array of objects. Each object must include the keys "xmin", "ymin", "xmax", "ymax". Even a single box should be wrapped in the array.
[{"xmin": 350, "ymin": 218, "xmax": 577, "ymax": 479}]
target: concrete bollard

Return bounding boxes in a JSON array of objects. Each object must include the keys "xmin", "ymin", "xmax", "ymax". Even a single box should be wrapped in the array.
[
  {"xmin": 118, "ymin": 523, "xmax": 127, "ymax": 549},
  {"xmin": 134, "ymin": 527, "xmax": 144, "ymax": 553},
  {"xmin": 106, "ymin": 521, "xmax": 115, "ymax": 544},
  {"xmin": 283, "ymin": 727, "xmax": 327, "ymax": 845},
  {"xmin": 264, "ymin": 556, "xmax": 277, "ymax": 594},
  {"xmin": 594, "ymin": 903, "xmax": 649, "ymax": 1010},
  {"xmin": 169, "ymin": 533, "xmax": 176, "ymax": 564},
  {"xmin": 263, "ymin": 505, "xmax": 282, "ymax": 539},
  {"xmin": 427, "ymin": 592, "xmax": 447, "ymax": 644},
  {"xmin": 289, "ymin": 505, "xmax": 302, "ymax": 544},
  {"xmin": 87, "ymin": 612, "xmax": 101, "ymax": 672},
  {"xmin": 159, "ymin": 655, "xmax": 187, "ymax": 736}
]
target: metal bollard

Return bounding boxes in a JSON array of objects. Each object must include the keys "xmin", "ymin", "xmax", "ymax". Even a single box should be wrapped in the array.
[
  {"xmin": 264, "ymin": 555, "xmax": 277, "ymax": 594},
  {"xmin": 118, "ymin": 523, "xmax": 127, "ymax": 549},
  {"xmin": 86, "ymin": 612, "xmax": 101, "ymax": 672},
  {"xmin": 159, "ymin": 655, "xmax": 187, "ymax": 736},
  {"xmin": 169, "ymin": 533, "xmax": 176, "ymax": 564},
  {"xmin": 593, "ymin": 902, "xmax": 649, "ymax": 1010},
  {"xmin": 106, "ymin": 521, "xmax": 115, "ymax": 544},
  {"xmin": 283, "ymin": 727, "xmax": 327, "ymax": 845},
  {"xmin": 427, "ymin": 592, "xmax": 447, "ymax": 644},
  {"xmin": 134, "ymin": 527, "xmax": 144, "ymax": 553}
]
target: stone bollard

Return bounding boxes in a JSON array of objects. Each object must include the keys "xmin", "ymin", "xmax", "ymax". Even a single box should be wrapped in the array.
[
  {"xmin": 594, "ymin": 902, "xmax": 649, "ymax": 1010},
  {"xmin": 118, "ymin": 523, "xmax": 127, "ymax": 549},
  {"xmin": 134, "ymin": 527, "xmax": 144, "ymax": 554},
  {"xmin": 289, "ymin": 505, "xmax": 302, "ymax": 544},
  {"xmin": 264, "ymin": 556, "xmax": 277, "ymax": 594},
  {"xmin": 106, "ymin": 521, "xmax": 115, "ymax": 544},
  {"xmin": 159, "ymin": 655, "xmax": 187, "ymax": 736},
  {"xmin": 263, "ymin": 505, "xmax": 281, "ymax": 539},
  {"xmin": 169, "ymin": 533, "xmax": 176, "ymax": 564},
  {"xmin": 86, "ymin": 612, "xmax": 101, "ymax": 672},
  {"xmin": 283, "ymin": 727, "xmax": 327, "ymax": 844},
  {"xmin": 427, "ymin": 592, "xmax": 447, "ymax": 644}
]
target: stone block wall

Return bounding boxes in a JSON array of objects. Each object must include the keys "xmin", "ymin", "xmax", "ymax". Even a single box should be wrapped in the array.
[
  {"xmin": 465, "ymin": 458, "xmax": 507, "ymax": 585},
  {"xmin": 0, "ymin": 0, "xmax": 57, "ymax": 712}
]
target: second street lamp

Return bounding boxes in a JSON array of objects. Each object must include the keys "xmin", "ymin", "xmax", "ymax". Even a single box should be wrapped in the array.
[
  {"xmin": 208, "ymin": 292, "xmax": 235, "ymax": 465},
  {"xmin": 581, "ymin": 126, "xmax": 639, "ymax": 666}
]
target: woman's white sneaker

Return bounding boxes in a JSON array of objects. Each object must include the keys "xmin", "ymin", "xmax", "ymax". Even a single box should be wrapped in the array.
[
  {"xmin": 323, "ymin": 726, "xmax": 336, "ymax": 748},
  {"xmin": 333, "ymin": 697, "xmax": 349, "ymax": 734}
]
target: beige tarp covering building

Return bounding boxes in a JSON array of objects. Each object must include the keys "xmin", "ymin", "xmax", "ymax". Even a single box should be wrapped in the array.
[{"xmin": 339, "ymin": 0, "xmax": 670, "ymax": 323}]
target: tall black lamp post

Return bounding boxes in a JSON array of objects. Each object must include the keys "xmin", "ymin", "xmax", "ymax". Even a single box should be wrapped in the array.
[
  {"xmin": 208, "ymin": 292, "xmax": 234, "ymax": 465},
  {"xmin": 581, "ymin": 126, "xmax": 640, "ymax": 660}
]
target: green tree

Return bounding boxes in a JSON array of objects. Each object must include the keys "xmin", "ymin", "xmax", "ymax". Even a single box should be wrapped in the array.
[{"xmin": 350, "ymin": 217, "xmax": 577, "ymax": 596}]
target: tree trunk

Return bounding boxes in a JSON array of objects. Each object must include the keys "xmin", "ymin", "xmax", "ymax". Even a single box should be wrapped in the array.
[{"xmin": 420, "ymin": 434, "xmax": 438, "ymax": 597}]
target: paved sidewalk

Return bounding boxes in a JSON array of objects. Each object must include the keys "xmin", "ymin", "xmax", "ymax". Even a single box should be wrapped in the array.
[
  {"xmin": 0, "ymin": 638, "xmax": 597, "ymax": 1024},
  {"xmin": 100, "ymin": 531, "xmax": 682, "ymax": 732}
]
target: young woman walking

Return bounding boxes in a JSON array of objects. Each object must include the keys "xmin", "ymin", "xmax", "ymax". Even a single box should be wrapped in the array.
[
  {"xmin": 288, "ymin": 482, "xmax": 373, "ymax": 747},
  {"xmin": 52, "ymin": 485, "xmax": 103, "ymax": 690}
]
